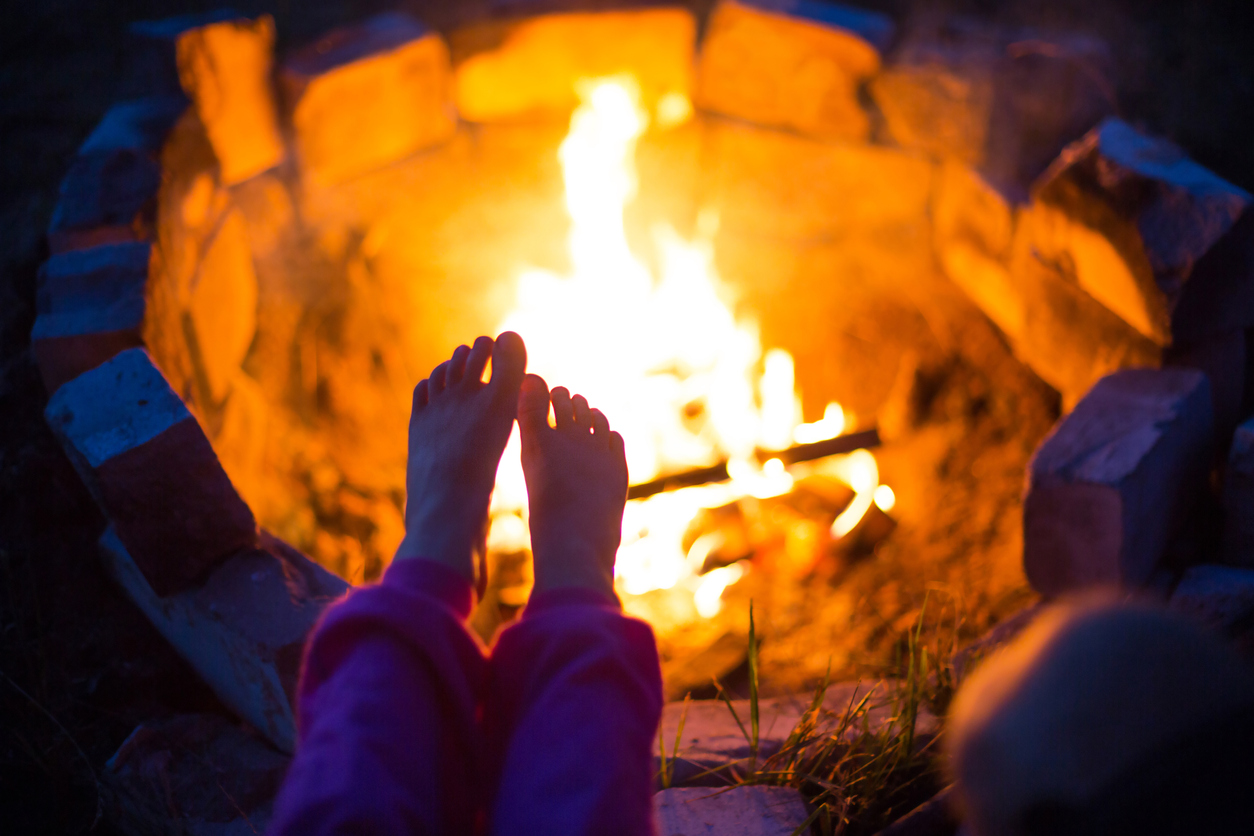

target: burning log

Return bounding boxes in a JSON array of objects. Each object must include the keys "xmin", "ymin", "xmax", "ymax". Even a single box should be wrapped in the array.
[{"xmin": 627, "ymin": 428, "xmax": 880, "ymax": 499}]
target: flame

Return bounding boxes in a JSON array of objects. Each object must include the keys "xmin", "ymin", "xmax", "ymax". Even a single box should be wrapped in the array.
[{"xmin": 491, "ymin": 77, "xmax": 889, "ymax": 621}]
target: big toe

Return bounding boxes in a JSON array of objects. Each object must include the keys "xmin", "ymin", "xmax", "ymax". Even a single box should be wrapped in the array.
[
  {"xmin": 489, "ymin": 331, "xmax": 527, "ymax": 403},
  {"xmin": 517, "ymin": 374, "xmax": 551, "ymax": 437}
]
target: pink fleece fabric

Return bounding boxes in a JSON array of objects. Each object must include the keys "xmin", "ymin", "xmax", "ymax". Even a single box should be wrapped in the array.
[{"xmin": 270, "ymin": 558, "xmax": 663, "ymax": 836}]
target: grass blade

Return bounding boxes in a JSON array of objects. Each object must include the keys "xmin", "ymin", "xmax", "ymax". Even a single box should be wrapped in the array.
[{"xmin": 748, "ymin": 601, "xmax": 760, "ymax": 768}]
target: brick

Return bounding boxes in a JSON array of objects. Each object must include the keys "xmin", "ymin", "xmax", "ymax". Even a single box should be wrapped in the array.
[
  {"xmin": 1170, "ymin": 564, "xmax": 1254, "ymax": 634},
  {"xmin": 932, "ymin": 161, "xmax": 1024, "ymax": 341},
  {"xmin": 281, "ymin": 12, "xmax": 455, "ymax": 185},
  {"xmin": 870, "ymin": 20, "xmax": 1114, "ymax": 201},
  {"xmin": 45, "ymin": 348, "xmax": 257, "ymax": 595},
  {"xmin": 1010, "ymin": 214, "xmax": 1161, "ymax": 408},
  {"xmin": 31, "ymin": 242, "xmax": 152, "ymax": 394},
  {"xmin": 1224, "ymin": 419, "xmax": 1254, "ymax": 565},
  {"xmin": 187, "ymin": 209, "xmax": 258, "ymax": 402},
  {"xmin": 126, "ymin": 9, "xmax": 243, "ymax": 97},
  {"xmin": 47, "ymin": 97, "xmax": 186, "ymax": 254},
  {"xmin": 1023, "ymin": 368, "xmax": 1213, "ymax": 596},
  {"xmin": 1028, "ymin": 118, "xmax": 1254, "ymax": 347},
  {"xmin": 653, "ymin": 786, "xmax": 810, "ymax": 835},
  {"xmin": 176, "ymin": 15, "xmax": 286, "ymax": 184},
  {"xmin": 697, "ymin": 0, "xmax": 893, "ymax": 142},
  {"xmin": 453, "ymin": 8, "xmax": 696, "ymax": 122},
  {"xmin": 99, "ymin": 527, "xmax": 347, "ymax": 752}
]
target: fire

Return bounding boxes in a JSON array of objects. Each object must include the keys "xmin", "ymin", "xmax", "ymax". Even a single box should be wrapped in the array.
[{"xmin": 489, "ymin": 77, "xmax": 888, "ymax": 619}]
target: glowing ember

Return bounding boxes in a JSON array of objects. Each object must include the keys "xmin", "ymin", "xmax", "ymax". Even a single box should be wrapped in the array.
[{"xmin": 490, "ymin": 77, "xmax": 890, "ymax": 619}]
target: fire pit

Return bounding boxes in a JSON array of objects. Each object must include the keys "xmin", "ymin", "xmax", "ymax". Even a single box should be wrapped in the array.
[{"xmin": 33, "ymin": 0, "xmax": 1254, "ymax": 776}]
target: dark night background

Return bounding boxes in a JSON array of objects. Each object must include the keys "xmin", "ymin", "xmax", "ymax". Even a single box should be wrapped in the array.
[{"xmin": 2, "ymin": 0, "xmax": 1252, "ymax": 831}]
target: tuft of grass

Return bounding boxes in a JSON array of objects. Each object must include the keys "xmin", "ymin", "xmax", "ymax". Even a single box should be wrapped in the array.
[
  {"xmin": 713, "ymin": 597, "xmax": 958, "ymax": 835},
  {"xmin": 658, "ymin": 693, "xmax": 691, "ymax": 789}
]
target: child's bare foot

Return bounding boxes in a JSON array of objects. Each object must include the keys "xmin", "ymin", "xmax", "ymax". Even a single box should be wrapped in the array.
[
  {"xmin": 517, "ymin": 375, "xmax": 628, "ymax": 599},
  {"xmin": 396, "ymin": 333, "xmax": 527, "ymax": 584}
]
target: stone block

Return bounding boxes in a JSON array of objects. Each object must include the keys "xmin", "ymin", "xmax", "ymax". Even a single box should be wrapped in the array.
[
  {"xmin": 45, "ymin": 348, "xmax": 257, "ymax": 595},
  {"xmin": 697, "ymin": 0, "xmax": 893, "ymax": 142},
  {"xmin": 653, "ymin": 785, "xmax": 810, "ymax": 835},
  {"xmin": 655, "ymin": 682, "xmax": 937, "ymax": 787},
  {"xmin": 187, "ymin": 209, "xmax": 258, "ymax": 403},
  {"xmin": 1224, "ymin": 418, "xmax": 1254, "ymax": 565},
  {"xmin": 701, "ymin": 119, "xmax": 934, "ymax": 243},
  {"xmin": 1164, "ymin": 329, "xmax": 1247, "ymax": 451},
  {"xmin": 870, "ymin": 20, "xmax": 1115, "ymax": 201},
  {"xmin": 1010, "ymin": 214, "xmax": 1161, "ymax": 408},
  {"xmin": 103, "ymin": 713, "xmax": 289, "ymax": 833},
  {"xmin": 176, "ymin": 14, "xmax": 286, "ymax": 184},
  {"xmin": 127, "ymin": 9, "xmax": 243, "ymax": 97},
  {"xmin": 932, "ymin": 161, "xmax": 1024, "ymax": 341},
  {"xmin": 281, "ymin": 12, "xmax": 455, "ymax": 185},
  {"xmin": 99, "ymin": 527, "xmax": 348, "ymax": 752},
  {"xmin": 1028, "ymin": 118, "xmax": 1254, "ymax": 347},
  {"xmin": 48, "ymin": 97, "xmax": 187, "ymax": 254},
  {"xmin": 453, "ymin": 8, "xmax": 696, "ymax": 122},
  {"xmin": 1170, "ymin": 564, "xmax": 1254, "ymax": 634},
  {"xmin": 1023, "ymin": 368, "xmax": 1213, "ymax": 596},
  {"xmin": 31, "ymin": 242, "xmax": 152, "ymax": 394}
]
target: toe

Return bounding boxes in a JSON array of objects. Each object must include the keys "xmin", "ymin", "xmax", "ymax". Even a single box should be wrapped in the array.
[
  {"xmin": 413, "ymin": 378, "xmax": 430, "ymax": 410},
  {"xmin": 551, "ymin": 386, "xmax": 575, "ymax": 431},
  {"xmin": 573, "ymin": 394, "xmax": 592, "ymax": 431},
  {"xmin": 447, "ymin": 344, "xmax": 472, "ymax": 385},
  {"xmin": 591, "ymin": 408, "xmax": 609, "ymax": 438},
  {"xmin": 518, "ymin": 374, "xmax": 551, "ymax": 436},
  {"xmin": 429, "ymin": 360, "xmax": 451, "ymax": 395},
  {"xmin": 465, "ymin": 336, "xmax": 493, "ymax": 384},
  {"xmin": 488, "ymin": 331, "xmax": 528, "ymax": 402}
]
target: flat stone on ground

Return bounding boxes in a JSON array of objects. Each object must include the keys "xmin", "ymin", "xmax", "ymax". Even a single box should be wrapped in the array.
[
  {"xmin": 654, "ymin": 786, "xmax": 810, "ymax": 836},
  {"xmin": 655, "ymin": 682, "xmax": 938, "ymax": 787},
  {"xmin": 1024, "ymin": 367, "xmax": 1213, "ymax": 596},
  {"xmin": 281, "ymin": 12, "xmax": 455, "ymax": 185},
  {"xmin": 45, "ymin": 348, "xmax": 257, "ymax": 595}
]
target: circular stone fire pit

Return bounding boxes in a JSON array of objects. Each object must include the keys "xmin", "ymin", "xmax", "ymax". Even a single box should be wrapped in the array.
[{"xmin": 34, "ymin": 0, "xmax": 1254, "ymax": 771}]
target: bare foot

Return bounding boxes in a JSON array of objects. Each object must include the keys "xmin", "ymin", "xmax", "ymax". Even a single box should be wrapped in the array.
[
  {"xmin": 396, "ymin": 333, "xmax": 527, "ymax": 585},
  {"xmin": 517, "ymin": 375, "xmax": 628, "ymax": 599}
]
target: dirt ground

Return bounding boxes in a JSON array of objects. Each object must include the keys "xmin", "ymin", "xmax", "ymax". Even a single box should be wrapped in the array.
[{"xmin": 3, "ymin": 0, "xmax": 1253, "ymax": 831}]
